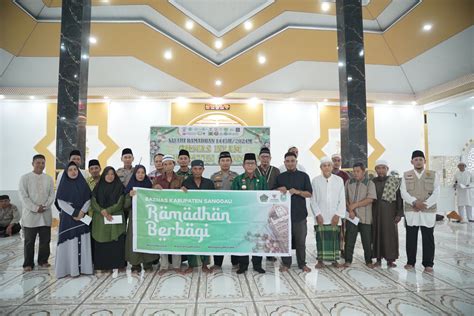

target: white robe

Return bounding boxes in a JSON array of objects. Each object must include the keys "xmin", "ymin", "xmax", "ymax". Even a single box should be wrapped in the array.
[
  {"xmin": 454, "ymin": 170, "xmax": 474, "ymax": 207},
  {"xmin": 310, "ymin": 174, "xmax": 346, "ymax": 225}
]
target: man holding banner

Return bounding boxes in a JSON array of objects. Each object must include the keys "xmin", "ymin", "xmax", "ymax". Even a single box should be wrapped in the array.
[
  {"xmin": 275, "ymin": 151, "xmax": 313, "ymax": 272},
  {"xmin": 181, "ymin": 159, "xmax": 215, "ymax": 274},
  {"xmin": 153, "ymin": 154, "xmax": 184, "ymax": 275},
  {"xmin": 231, "ymin": 153, "xmax": 268, "ymax": 274},
  {"xmin": 210, "ymin": 151, "xmax": 240, "ymax": 270}
]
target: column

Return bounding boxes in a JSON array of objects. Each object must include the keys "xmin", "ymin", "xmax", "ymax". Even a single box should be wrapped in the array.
[
  {"xmin": 336, "ymin": 0, "xmax": 368, "ymax": 168},
  {"xmin": 56, "ymin": 0, "xmax": 91, "ymax": 171}
]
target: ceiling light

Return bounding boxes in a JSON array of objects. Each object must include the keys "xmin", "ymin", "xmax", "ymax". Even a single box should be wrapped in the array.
[
  {"xmin": 0, "ymin": 95, "xmax": 5, "ymax": 99},
  {"xmin": 321, "ymin": 2, "xmax": 330, "ymax": 12},
  {"xmin": 249, "ymin": 97, "xmax": 259, "ymax": 106},
  {"xmin": 411, "ymin": 101, "xmax": 417, "ymax": 105},
  {"xmin": 185, "ymin": 20, "xmax": 194, "ymax": 30},
  {"xmin": 422, "ymin": 24, "xmax": 432, "ymax": 31},
  {"xmin": 104, "ymin": 96, "xmax": 109, "ymax": 100},
  {"xmin": 338, "ymin": 62, "xmax": 344, "ymax": 67},
  {"xmin": 258, "ymin": 55, "xmax": 267, "ymax": 64},
  {"xmin": 244, "ymin": 20, "xmax": 253, "ymax": 30},
  {"xmin": 176, "ymin": 97, "xmax": 188, "ymax": 106},
  {"xmin": 29, "ymin": 96, "xmax": 35, "ymax": 100},
  {"xmin": 347, "ymin": 76, "xmax": 352, "ymax": 82},
  {"xmin": 141, "ymin": 96, "xmax": 147, "ymax": 100},
  {"xmin": 388, "ymin": 100, "xmax": 393, "ymax": 104},
  {"xmin": 212, "ymin": 98, "xmax": 224, "ymax": 105},
  {"xmin": 215, "ymin": 80, "xmax": 222, "ymax": 86},
  {"xmin": 214, "ymin": 40, "xmax": 223, "ymax": 49},
  {"xmin": 164, "ymin": 50, "xmax": 173, "ymax": 60},
  {"xmin": 359, "ymin": 50, "xmax": 364, "ymax": 57},
  {"xmin": 323, "ymin": 98, "xmax": 328, "ymax": 102},
  {"xmin": 89, "ymin": 36, "xmax": 97, "ymax": 44}
]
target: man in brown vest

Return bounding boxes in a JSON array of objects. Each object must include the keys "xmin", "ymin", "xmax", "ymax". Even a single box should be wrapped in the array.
[{"xmin": 400, "ymin": 150, "xmax": 439, "ymax": 273}]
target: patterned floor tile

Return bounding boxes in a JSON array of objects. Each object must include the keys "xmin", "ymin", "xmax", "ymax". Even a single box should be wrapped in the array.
[
  {"xmin": 375, "ymin": 265, "xmax": 455, "ymax": 292},
  {"xmin": 27, "ymin": 273, "xmax": 109, "ymax": 305},
  {"xmin": 83, "ymin": 271, "xmax": 153, "ymax": 304},
  {"xmin": 289, "ymin": 268, "xmax": 357, "ymax": 298},
  {"xmin": 257, "ymin": 299, "xmax": 320, "ymax": 315},
  {"xmin": 312, "ymin": 296, "xmax": 381, "ymax": 316},
  {"xmin": 198, "ymin": 270, "xmax": 252, "ymax": 302},
  {"xmin": 141, "ymin": 270, "xmax": 198, "ymax": 303},
  {"xmin": 365, "ymin": 292, "xmax": 447, "ymax": 315},
  {"xmin": 196, "ymin": 301, "xmax": 257, "ymax": 315},
  {"xmin": 71, "ymin": 303, "xmax": 137, "ymax": 315},
  {"xmin": 335, "ymin": 263, "xmax": 408, "ymax": 294},
  {"xmin": 246, "ymin": 269, "xmax": 305, "ymax": 301},
  {"xmin": 0, "ymin": 271, "xmax": 56, "ymax": 305},
  {"xmin": 8, "ymin": 304, "xmax": 78, "ymax": 315},
  {"xmin": 415, "ymin": 289, "xmax": 474, "ymax": 315},
  {"xmin": 134, "ymin": 303, "xmax": 195, "ymax": 315}
]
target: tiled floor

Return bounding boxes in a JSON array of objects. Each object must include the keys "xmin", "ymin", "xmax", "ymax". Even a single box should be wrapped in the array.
[{"xmin": 0, "ymin": 219, "xmax": 473, "ymax": 315}]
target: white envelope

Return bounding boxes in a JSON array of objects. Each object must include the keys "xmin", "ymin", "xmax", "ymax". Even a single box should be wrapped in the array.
[
  {"xmin": 345, "ymin": 212, "xmax": 360, "ymax": 225},
  {"xmin": 80, "ymin": 215, "xmax": 92, "ymax": 226},
  {"xmin": 104, "ymin": 215, "xmax": 123, "ymax": 224}
]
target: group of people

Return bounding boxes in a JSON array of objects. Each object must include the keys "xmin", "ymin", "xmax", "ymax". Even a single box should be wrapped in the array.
[{"xmin": 6, "ymin": 143, "xmax": 465, "ymax": 278}]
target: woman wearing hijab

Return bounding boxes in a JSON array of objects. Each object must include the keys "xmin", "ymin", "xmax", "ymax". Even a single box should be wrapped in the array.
[
  {"xmin": 55, "ymin": 162, "xmax": 93, "ymax": 278},
  {"xmin": 124, "ymin": 165, "xmax": 159, "ymax": 273},
  {"xmin": 91, "ymin": 166, "xmax": 126, "ymax": 271}
]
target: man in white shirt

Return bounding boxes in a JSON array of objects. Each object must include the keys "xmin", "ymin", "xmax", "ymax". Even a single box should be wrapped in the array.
[
  {"xmin": 56, "ymin": 149, "xmax": 87, "ymax": 185},
  {"xmin": 279, "ymin": 146, "xmax": 306, "ymax": 172},
  {"xmin": 310, "ymin": 156, "xmax": 346, "ymax": 269},
  {"xmin": 454, "ymin": 161, "xmax": 473, "ymax": 222},
  {"xmin": 18, "ymin": 154, "xmax": 55, "ymax": 272},
  {"xmin": 400, "ymin": 150, "xmax": 439, "ymax": 273}
]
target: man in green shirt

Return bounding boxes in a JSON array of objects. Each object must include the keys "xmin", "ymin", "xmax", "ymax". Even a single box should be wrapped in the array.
[
  {"xmin": 176, "ymin": 149, "xmax": 192, "ymax": 179},
  {"xmin": 231, "ymin": 153, "xmax": 268, "ymax": 274},
  {"xmin": 86, "ymin": 159, "xmax": 101, "ymax": 190}
]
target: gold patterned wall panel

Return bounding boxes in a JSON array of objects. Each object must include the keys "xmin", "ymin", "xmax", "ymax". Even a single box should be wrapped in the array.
[
  {"xmin": 34, "ymin": 102, "xmax": 119, "ymax": 180},
  {"xmin": 310, "ymin": 105, "xmax": 385, "ymax": 170}
]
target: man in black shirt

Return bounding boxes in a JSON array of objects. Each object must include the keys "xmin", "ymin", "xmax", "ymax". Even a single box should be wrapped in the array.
[
  {"xmin": 275, "ymin": 152, "xmax": 313, "ymax": 272},
  {"xmin": 181, "ymin": 160, "xmax": 215, "ymax": 273}
]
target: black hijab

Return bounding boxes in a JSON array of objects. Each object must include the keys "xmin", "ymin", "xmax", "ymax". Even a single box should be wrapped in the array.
[
  {"xmin": 92, "ymin": 166, "xmax": 124, "ymax": 208},
  {"xmin": 124, "ymin": 165, "xmax": 152, "ymax": 194},
  {"xmin": 56, "ymin": 161, "xmax": 91, "ymax": 209}
]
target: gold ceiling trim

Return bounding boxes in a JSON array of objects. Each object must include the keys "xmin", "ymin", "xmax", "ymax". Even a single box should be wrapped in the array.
[
  {"xmin": 1, "ymin": 0, "xmax": 472, "ymax": 97},
  {"xmin": 39, "ymin": 0, "xmax": 393, "ymax": 53}
]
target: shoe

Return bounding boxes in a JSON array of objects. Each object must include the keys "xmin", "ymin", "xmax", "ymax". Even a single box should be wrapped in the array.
[
  {"xmin": 253, "ymin": 266, "xmax": 266, "ymax": 274},
  {"xmin": 23, "ymin": 266, "xmax": 33, "ymax": 272},
  {"xmin": 424, "ymin": 266, "xmax": 434, "ymax": 273},
  {"xmin": 38, "ymin": 263, "xmax": 51, "ymax": 268},
  {"xmin": 266, "ymin": 256, "xmax": 277, "ymax": 262},
  {"xmin": 404, "ymin": 264, "xmax": 415, "ymax": 270},
  {"xmin": 236, "ymin": 267, "xmax": 248, "ymax": 274},
  {"xmin": 131, "ymin": 265, "xmax": 142, "ymax": 273}
]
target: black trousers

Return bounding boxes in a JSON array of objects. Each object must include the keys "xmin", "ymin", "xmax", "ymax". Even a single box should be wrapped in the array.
[
  {"xmin": 406, "ymin": 225, "xmax": 434, "ymax": 268},
  {"xmin": 23, "ymin": 226, "xmax": 51, "ymax": 268},
  {"xmin": 213, "ymin": 255, "xmax": 238, "ymax": 267},
  {"xmin": 237, "ymin": 256, "xmax": 262, "ymax": 270},
  {"xmin": 281, "ymin": 219, "xmax": 307, "ymax": 268},
  {"xmin": 0, "ymin": 223, "xmax": 21, "ymax": 237}
]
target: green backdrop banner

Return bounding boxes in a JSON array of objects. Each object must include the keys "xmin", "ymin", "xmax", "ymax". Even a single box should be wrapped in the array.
[
  {"xmin": 132, "ymin": 188, "xmax": 291, "ymax": 256},
  {"xmin": 149, "ymin": 126, "xmax": 270, "ymax": 166}
]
